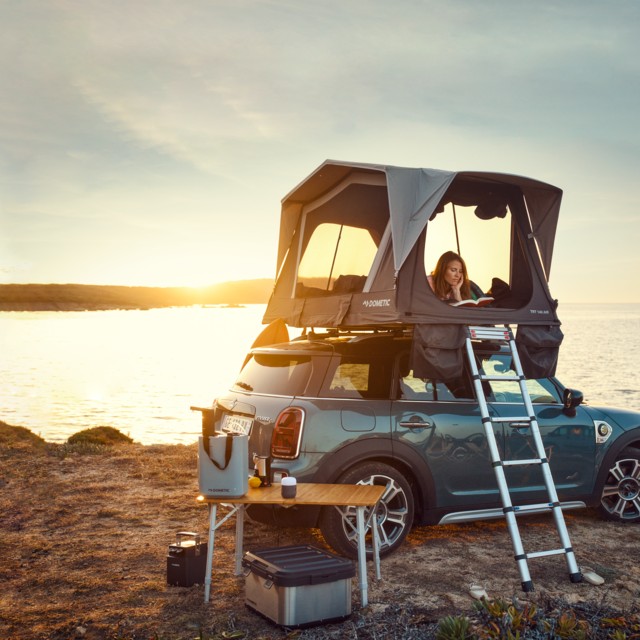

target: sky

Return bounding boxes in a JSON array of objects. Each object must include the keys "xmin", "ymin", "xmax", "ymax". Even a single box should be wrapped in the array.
[{"xmin": 0, "ymin": 0, "xmax": 639, "ymax": 302}]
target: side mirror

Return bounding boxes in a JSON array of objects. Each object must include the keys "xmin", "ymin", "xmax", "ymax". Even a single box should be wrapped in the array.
[{"xmin": 562, "ymin": 388, "xmax": 583, "ymax": 417}]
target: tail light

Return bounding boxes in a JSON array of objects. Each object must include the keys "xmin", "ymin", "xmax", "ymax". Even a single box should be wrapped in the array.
[{"xmin": 271, "ymin": 408, "xmax": 305, "ymax": 459}]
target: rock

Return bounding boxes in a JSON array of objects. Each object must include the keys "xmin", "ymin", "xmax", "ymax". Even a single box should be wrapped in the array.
[
  {"xmin": 444, "ymin": 593, "xmax": 470, "ymax": 608},
  {"xmin": 75, "ymin": 627, "xmax": 87, "ymax": 638},
  {"xmin": 368, "ymin": 604, "xmax": 389, "ymax": 615},
  {"xmin": 564, "ymin": 593, "xmax": 580, "ymax": 604}
]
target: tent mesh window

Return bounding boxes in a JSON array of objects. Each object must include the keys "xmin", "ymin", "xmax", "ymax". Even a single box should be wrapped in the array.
[{"xmin": 296, "ymin": 223, "xmax": 378, "ymax": 297}]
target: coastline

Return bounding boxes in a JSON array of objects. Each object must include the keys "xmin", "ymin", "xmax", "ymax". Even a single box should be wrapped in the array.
[
  {"xmin": 0, "ymin": 302, "xmax": 159, "ymax": 312},
  {"xmin": 1, "ymin": 425, "xmax": 639, "ymax": 639}
]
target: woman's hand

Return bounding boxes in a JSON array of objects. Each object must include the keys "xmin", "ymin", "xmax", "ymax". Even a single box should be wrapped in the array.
[{"xmin": 451, "ymin": 275, "xmax": 464, "ymax": 301}]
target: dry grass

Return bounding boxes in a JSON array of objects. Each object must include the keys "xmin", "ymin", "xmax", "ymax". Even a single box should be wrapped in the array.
[{"xmin": 0, "ymin": 433, "xmax": 639, "ymax": 639}]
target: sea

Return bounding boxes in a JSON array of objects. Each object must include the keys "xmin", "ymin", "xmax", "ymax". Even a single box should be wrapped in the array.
[{"xmin": 0, "ymin": 304, "xmax": 638, "ymax": 445}]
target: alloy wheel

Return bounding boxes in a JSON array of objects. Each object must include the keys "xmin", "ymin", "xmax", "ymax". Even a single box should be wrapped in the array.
[
  {"xmin": 601, "ymin": 458, "xmax": 640, "ymax": 520},
  {"xmin": 337, "ymin": 474, "xmax": 410, "ymax": 554}
]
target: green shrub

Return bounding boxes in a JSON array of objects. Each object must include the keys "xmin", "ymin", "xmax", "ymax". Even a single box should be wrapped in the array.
[
  {"xmin": 67, "ymin": 426, "xmax": 133, "ymax": 445},
  {"xmin": 437, "ymin": 615, "xmax": 475, "ymax": 640},
  {"xmin": 0, "ymin": 421, "xmax": 46, "ymax": 447}
]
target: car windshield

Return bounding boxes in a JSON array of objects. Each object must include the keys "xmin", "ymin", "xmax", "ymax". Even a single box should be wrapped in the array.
[{"xmin": 233, "ymin": 355, "xmax": 312, "ymax": 396}]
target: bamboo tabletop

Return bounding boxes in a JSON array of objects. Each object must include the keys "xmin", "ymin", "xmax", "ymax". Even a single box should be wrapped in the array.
[{"xmin": 197, "ymin": 483, "xmax": 386, "ymax": 507}]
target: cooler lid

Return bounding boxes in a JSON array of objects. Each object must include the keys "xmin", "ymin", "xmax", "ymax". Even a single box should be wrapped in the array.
[{"xmin": 242, "ymin": 544, "xmax": 355, "ymax": 587}]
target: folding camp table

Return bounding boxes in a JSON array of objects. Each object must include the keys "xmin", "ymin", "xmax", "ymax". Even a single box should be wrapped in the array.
[{"xmin": 197, "ymin": 483, "xmax": 386, "ymax": 607}]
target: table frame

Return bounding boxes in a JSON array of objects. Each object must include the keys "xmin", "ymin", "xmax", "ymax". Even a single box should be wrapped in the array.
[{"xmin": 198, "ymin": 483, "xmax": 385, "ymax": 607}]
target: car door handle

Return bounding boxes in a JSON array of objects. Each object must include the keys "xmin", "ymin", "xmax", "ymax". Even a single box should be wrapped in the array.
[
  {"xmin": 510, "ymin": 422, "xmax": 530, "ymax": 432},
  {"xmin": 400, "ymin": 421, "xmax": 432, "ymax": 429}
]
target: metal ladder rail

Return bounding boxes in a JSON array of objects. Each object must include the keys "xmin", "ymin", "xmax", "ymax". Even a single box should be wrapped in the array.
[
  {"xmin": 465, "ymin": 325, "xmax": 581, "ymax": 591},
  {"xmin": 505, "ymin": 330, "xmax": 581, "ymax": 585},
  {"xmin": 464, "ymin": 332, "xmax": 534, "ymax": 592}
]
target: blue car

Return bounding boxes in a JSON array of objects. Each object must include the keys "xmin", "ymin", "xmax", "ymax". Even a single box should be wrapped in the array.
[{"xmin": 204, "ymin": 330, "xmax": 640, "ymax": 558}]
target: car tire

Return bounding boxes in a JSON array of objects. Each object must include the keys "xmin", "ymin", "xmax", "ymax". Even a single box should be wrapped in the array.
[
  {"xmin": 596, "ymin": 447, "xmax": 640, "ymax": 523},
  {"xmin": 319, "ymin": 462, "xmax": 414, "ymax": 559}
]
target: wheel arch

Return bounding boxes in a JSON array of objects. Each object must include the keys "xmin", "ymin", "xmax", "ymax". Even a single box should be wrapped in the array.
[
  {"xmin": 594, "ymin": 427, "xmax": 640, "ymax": 497},
  {"xmin": 310, "ymin": 438, "xmax": 436, "ymax": 524}
]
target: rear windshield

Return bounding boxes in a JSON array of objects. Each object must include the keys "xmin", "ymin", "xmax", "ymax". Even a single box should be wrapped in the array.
[{"xmin": 233, "ymin": 355, "xmax": 312, "ymax": 396}]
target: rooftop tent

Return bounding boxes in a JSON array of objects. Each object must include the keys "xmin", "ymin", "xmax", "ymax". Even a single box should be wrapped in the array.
[{"xmin": 263, "ymin": 160, "xmax": 563, "ymax": 329}]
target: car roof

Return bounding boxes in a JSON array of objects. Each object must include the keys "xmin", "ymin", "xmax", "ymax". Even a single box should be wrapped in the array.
[{"xmin": 251, "ymin": 332, "xmax": 507, "ymax": 357}]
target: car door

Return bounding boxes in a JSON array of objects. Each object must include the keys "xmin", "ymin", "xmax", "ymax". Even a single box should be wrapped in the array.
[
  {"xmin": 391, "ymin": 352, "xmax": 503, "ymax": 508},
  {"xmin": 300, "ymin": 353, "xmax": 393, "ymax": 456},
  {"xmin": 478, "ymin": 351, "xmax": 595, "ymax": 500}
]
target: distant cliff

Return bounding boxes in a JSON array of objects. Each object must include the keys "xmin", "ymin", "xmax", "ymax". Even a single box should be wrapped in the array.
[{"xmin": 0, "ymin": 279, "xmax": 276, "ymax": 311}]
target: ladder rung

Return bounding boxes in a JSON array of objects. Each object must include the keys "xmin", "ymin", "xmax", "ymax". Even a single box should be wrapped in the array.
[
  {"xmin": 503, "ymin": 459, "xmax": 542, "ymax": 466},
  {"xmin": 470, "ymin": 334, "xmax": 510, "ymax": 342},
  {"xmin": 526, "ymin": 549, "xmax": 566, "ymax": 559},
  {"xmin": 490, "ymin": 416, "xmax": 533, "ymax": 423},
  {"xmin": 479, "ymin": 375, "xmax": 523, "ymax": 382},
  {"xmin": 468, "ymin": 327, "xmax": 512, "ymax": 340},
  {"xmin": 513, "ymin": 503, "xmax": 553, "ymax": 512}
]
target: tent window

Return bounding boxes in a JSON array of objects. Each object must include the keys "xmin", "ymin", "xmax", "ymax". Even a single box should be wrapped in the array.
[
  {"xmin": 424, "ymin": 203, "xmax": 512, "ymax": 298},
  {"xmin": 297, "ymin": 223, "xmax": 378, "ymax": 297}
]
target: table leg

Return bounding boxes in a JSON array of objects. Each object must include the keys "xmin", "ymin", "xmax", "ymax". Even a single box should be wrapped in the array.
[
  {"xmin": 204, "ymin": 503, "xmax": 217, "ymax": 603},
  {"xmin": 356, "ymin": 505, "xmax": 367, "ymax": 607},
  {"xmin": 372, "ymin": 509, "xmax": 381, "ymax": 581},
  {"xmin": 234, "ymin": 505, "xmax": 245, "ymax": 575}
]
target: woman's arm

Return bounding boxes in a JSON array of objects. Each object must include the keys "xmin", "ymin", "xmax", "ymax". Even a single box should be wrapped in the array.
[{"xmin": 450, "ymin": 276, "xmax": 464, "ymax": 301}]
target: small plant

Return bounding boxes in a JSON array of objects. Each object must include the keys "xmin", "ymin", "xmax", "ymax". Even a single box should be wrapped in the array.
[
  {"xmin": 437, "ymin": 614, "xmax": 476, "ymax": 640},
  {"xmin": 542, "ymin": 611, "xmax": 586, "ymax": 640},
  {"xmin": 49, "ymin": 441, "xmax": 113, "ymax": 458},
  {"xmin": 473, "ymin": 596, "xmax": 510, "ymax": 619},
  {"xmin": 68, "ymin": 426, "xmax": 134, "ymax": 445}
]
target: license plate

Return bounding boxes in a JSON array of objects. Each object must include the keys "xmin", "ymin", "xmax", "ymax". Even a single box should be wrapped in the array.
[{"xmin": 223, "ymin": 414, "xmax": 253, "ymax": 435}]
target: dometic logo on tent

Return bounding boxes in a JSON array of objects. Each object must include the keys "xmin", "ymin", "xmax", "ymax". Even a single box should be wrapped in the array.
[
  {"xmin": 363, "ymin": 299, "xmax": 391, "ymax": 308},
  {"xmin": 530, "ymin": 309, "xmax": 550, "ymax": 314}
]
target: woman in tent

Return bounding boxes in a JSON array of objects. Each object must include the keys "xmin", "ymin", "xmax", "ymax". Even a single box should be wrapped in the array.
[{"xmin": 427, "ymin": 251, "xmax": 475, "ymax": 303}]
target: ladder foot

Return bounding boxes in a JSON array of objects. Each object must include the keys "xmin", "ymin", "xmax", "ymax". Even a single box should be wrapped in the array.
[
  {"xmin": 570, "ymin": 572, "xmax": 582, "ymax": 584},
  {"xmin": 521, "ymin": 580, "xmax": 534, "ymax": 592}
]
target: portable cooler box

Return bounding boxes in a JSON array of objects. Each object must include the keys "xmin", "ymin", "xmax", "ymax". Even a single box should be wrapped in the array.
[{"xmin": 242, "ymin": 545, "xmax": 355, "ymax": 628}]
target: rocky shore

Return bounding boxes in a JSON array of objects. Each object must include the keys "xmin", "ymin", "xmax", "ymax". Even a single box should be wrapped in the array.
[{"xmin": 0, "ymin": 424, "xmax": 638, "ymax": 639}]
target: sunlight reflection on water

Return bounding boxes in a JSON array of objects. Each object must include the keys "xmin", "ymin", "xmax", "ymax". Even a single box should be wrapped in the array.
[
  {"xmin": 0, "ymin": 305, "xmax": 300, "ymax": 444},
  {"xmin": 0, "ymin": 304, "xmax": 638, "ymax": 444}
]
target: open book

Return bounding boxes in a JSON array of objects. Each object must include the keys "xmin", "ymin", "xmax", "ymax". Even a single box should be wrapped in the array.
[{"xmin": 452, "ymin": 297, "xmax": 494, "ymax": 308}]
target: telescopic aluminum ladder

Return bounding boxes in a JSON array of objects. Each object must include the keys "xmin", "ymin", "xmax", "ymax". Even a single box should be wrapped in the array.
[{"xmin": 464, "ymin": 325, "xmax": 581, "ymax": 592}]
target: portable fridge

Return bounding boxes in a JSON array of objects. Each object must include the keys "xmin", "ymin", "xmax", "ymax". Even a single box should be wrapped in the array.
[{"xmin": 242, "ymin": 545, "xmax": 355, "ymax": 628}]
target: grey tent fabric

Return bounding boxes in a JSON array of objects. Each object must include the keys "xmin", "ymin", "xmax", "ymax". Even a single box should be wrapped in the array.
[
  {"xmin": 265, "ymin": 160, "xmax": 564, "ymax": 330},
  {"xmin": 515, "ymin": 325, "xmax": 564, "ymax": 379},
  {"xmin": 276, "ymin": 160, "xmax": 562, "ymax": 278},
  {"xmin": 385, "ymin": 167, "xmax": 456, "ymax": 272},
  {"xmin": 409, "ymin": 324, "xmax": 467, "ymax": 382}
]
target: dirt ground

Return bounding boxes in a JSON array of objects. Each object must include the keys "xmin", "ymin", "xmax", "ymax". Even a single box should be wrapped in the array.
[{"xmin": 1, "ymin": 439, "xmax": 639, "ymax": 640}]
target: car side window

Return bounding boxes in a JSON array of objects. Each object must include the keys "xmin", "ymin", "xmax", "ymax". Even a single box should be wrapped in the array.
[
  {"xmin": 396, "ymin": 353, "xmax": 475, "ymax": 402},
  {"xmin": 322, "ymin": 356, "xmax": 392, "ymax": 399},
  {"xmin": 478, "ymin": 354, "xmax": 561, "ymax": 404}
]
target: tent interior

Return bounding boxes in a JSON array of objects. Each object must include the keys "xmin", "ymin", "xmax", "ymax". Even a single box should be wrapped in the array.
[{"xmin": 275, "ymin": 173, "xmax": 538, "ymax": 310}]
